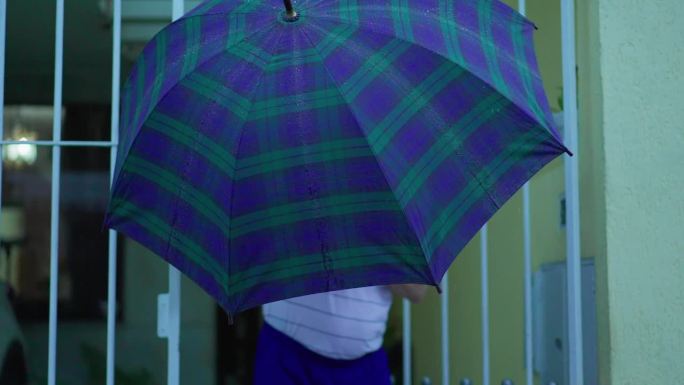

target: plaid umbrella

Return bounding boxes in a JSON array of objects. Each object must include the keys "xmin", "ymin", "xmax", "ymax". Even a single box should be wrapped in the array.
[{"xmin": 106, "ymin": 0, "xmax": 569, "ymax": 318}]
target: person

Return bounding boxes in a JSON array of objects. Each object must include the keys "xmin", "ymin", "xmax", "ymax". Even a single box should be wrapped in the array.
[{"xmin": 253, "ymin": 284, "xmax": 428, "ymax": 385}]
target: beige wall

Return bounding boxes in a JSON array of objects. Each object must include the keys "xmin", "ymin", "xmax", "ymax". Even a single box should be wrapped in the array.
[{"xmin": 587, "ymin": 0, "xmax": 684, "ymax": 383}]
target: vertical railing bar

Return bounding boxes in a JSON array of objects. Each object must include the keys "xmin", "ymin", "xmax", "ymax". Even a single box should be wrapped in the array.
[
  {"xmin": 106, "ymin": 0, "xmax": 122, "ymax": 384},
  {"xmin": 167, "ymin": 3, "xmax": 183, "ymax": 385},
  {"xmin": 402, "ymin": 298, "xmax": 411, "ymax": 385},
  {"xmin": 0, "ymin": 0, "xmax": 6, "ymax": 222},
  {"xmin": 518, "ymin": 3, "xmax": 534, "ymax": 385},
  {"xmin": 522, "ymin": 184, "xmax": 533, "ymax": 385},
  {"xmin": 168, "ymin": 268, "xmax": 181, "ymax": 385},
  {"xmin": 441, "ymin": 274, "xmax": 449, "ymax": 385},
  {"xmin": 172, "ymin": 0, "xmax": 184, "ymax": 20},
  {"xmin": 481, "ymin": 224, "xmax": 490, "ymax": 385},
  {"xmin": 48, "ymin": 1, "xmax": 65, "ymax": 385},
  {"xmin": 561, "ymin": 0, "xmax": 584, "ymax": 383}
]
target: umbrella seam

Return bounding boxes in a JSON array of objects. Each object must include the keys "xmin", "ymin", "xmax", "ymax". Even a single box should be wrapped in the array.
[
  {"xmin": 120, "ymin": 21, "xmax": 283, "ymax": 317},
  {"xmin": 166, "ymin": 17, "xmax": 211, "ymax": 276},
  {"xmin": 227, "ymin": 25, "xmax": 289, "ymax": 312},
  {"xmin": 115, "ymin": 15, "xmax": 279, "ymax": 192},
  {"xmin": 299, "ymin": 25, "xmax": 439, "ymax": 287}
]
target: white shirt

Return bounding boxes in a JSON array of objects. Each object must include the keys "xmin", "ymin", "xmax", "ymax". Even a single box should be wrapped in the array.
[{"xmin": 263, "ymin": 286, "xmax": 393, "ymax": 360}]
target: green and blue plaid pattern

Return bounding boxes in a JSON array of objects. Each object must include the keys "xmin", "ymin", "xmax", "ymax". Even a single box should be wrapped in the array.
[{"xmin": 106, "ymin": 0, "xmax": 569, "ymax": 318}]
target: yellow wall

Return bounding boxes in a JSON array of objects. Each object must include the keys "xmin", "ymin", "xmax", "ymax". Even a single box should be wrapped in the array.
[
  {"xmin": 581, "ymin": 0, "xmax": 684, "ymax": 383},
  {"xmin": 575, "ymin": 0, "xmax": 609, "ymax": 382}
]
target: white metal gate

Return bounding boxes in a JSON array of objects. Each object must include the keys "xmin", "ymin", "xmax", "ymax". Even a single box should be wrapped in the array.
[{"xmin": 0, "ymin": 0, "xmax": 583, "ymax": 384}]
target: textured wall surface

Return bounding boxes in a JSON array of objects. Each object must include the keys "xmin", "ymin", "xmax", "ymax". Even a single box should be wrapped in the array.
[{"xmin": 597, "ymin": 0, "xmax": 684, "ymax": 383}]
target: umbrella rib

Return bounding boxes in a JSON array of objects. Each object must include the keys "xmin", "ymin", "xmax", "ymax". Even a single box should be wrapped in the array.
[
  {"xmin": 113, "ymin": 20, "xmax": 281, "ymax": 239},
  {"xmin": 122, "ymin": 21, "xmax": 283, "ymax": 309},
  {"xmin": 299, "ymin": 25, "xmax": 439, "ymax": 287},
  {"xmin": 226, "ymin": 25, "xmax": 289, "ymax": 305},
  {"xmin": 118, "ymin": 16, "xmax": 279, "ymax": 171}
]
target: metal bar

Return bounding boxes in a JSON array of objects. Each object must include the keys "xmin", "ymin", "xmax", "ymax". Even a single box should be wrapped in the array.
[
  {"xmin": 0, "ymin": 0, "xmax": 7, "ymax": 222},
  {"xmin": 441, "ymin": 274, "xmax": 450, "ymax": 385},
  {"xmin": 167, "ymin": 266, "xmax": 181, "ymax": 385},
  {"xmin": 481, "ymin": 224, "xmax": 490, "ymax": 385},
  {"xmin": 518, "ymin": 4, "xmax": 533, "ymax": 385},
  {"xmin": 402, "ymin": 298, "xmax": 411, "ymax": 385},
  {"xmin": 167, "ymin": 4, "xmax": 183, "ymax": 385},
  {"xmin": 48, "ymin": 1, "xmax": 65, "ymax": 385},
  {"xmin": 106, "ymin": 0, "xmax": 122, "ymax": 384},
  {"xmin": 522, "ymin": 184, "xmax": 533, "ymax": 385},
  {"xmin": 561, "ymin": 0, "xmax": 584, "ymax": 383},
  {"xmin": 0, "ymin": 140, "xmax": 115, "ymax": 146},
  {"xmin": 172, "ymin": 0, "xmax": 184, "ymax": 20}
]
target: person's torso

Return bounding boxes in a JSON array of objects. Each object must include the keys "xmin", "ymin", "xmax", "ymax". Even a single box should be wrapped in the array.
[{"xmin": 262, "ymin": 286, "xmax": 393, "ymax": 360}]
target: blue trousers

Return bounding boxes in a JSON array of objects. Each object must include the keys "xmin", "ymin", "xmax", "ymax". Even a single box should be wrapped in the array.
[{"xmin": 253, "ymin": 322, "xmax": 392, "ymax": 385}]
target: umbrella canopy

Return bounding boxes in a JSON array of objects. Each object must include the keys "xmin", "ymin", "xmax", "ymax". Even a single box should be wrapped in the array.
[{"xmin": 106, "ymin": 0, "xmax": 569, "ymax": 318}]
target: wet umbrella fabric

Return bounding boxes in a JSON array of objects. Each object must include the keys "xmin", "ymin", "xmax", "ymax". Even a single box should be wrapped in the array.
[{"xmin": 105, "ymin": 0, "xmax": 569, "ymax": 318}]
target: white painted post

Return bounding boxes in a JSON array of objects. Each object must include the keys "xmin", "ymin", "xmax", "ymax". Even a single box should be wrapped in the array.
[
  {"xmin": 517, "ymin": 2, "xmax": 534, "ymax": 385},
  {"xmin": 106, "ymin": 1, "xmax": 122, "ymax": 385},
  {"xmin": 403, "ymin": 298, "xmax": 411, "ymax": 385},
  {"xmin": 172, "ymin": 0, "xmax": 184, "ymax": 21},
  {"xmin": 166, "ymin": 3, "xmax": 183, "ymax": 385},
  {"xmin": 47, "ymin": 2, "xmax": 65, "ymax": 384},
  {"xmin": 441, "ymin": 274, "xmax": 450, "ymax": 385},
  {"xmin": 167, "ymin": 268, "xmax": 181, "ymax": 385},
  {"xmin": 0, "ymin": 0, "xmax": 6, "ymax": 216},
  {"xmin": 2, "ymin": 4, "xmax": 123, "ymax": 385},
  {"xmin": 522, "ymin": 184, "xmax": 533, "ymax": 385},
  {"xmin": 481, "ymin": 224, "xmax": 490, "ymax": 385},
  {"xmin": 561, "ymin": 0, "xmax": 584, "ymax": 383}
]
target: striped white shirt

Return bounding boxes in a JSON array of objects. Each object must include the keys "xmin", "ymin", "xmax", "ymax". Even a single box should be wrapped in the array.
[{"xmin": 263, "ymin": 286, "xmax": 393, "ymax": 360}]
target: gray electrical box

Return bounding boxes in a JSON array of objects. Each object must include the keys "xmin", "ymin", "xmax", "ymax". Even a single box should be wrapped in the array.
[{"xmin": 533, "ymin": 258, "xmax": 598, "ymax": 385}]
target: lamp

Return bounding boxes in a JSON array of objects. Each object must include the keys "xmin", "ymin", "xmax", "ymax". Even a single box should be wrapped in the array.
[{"xmin": 3, "ymin": 125, "xmax": 37, "ymax": 168}]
